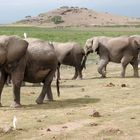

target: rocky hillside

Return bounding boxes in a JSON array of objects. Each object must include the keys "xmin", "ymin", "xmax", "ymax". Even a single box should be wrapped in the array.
[{"xmin": 16, "ymin": 6, "xmax": 140, "ymax": 27}]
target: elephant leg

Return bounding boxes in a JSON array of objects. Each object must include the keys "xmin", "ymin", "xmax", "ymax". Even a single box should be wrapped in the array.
[
  {"xmin": 11, "ymin": 72, "xmax": 24, "ymax": 108},
  {"xmin": 36, "ymin": 83, "xmax": 48, "ymax": 104},
  {"xmin": 121, "ymin": 56, "xmax": 132, "ymax": 78},
  {"xmin": 72, "ymin": 67, "xmax": 78, "ymax": 80},
  {"xmin": 10, "ymin": 58, "xmax": 26, "ymax": 108},
  {"xmin": 77, "ymin": 68, "xmax": 83, "ymax": 80},
  {"xmin": 130, "ymin": 59, "xmax": 139, "ymax": 77},
  {"xmin": 0, "ymin": 70, "xmax": 7, "ymax": 107},
  {"xmin": 36, "ymin": 69, "xmax": 55, "ymax": 104},
  {"xmin": 98, "ymin": 59, "xmax": 108, "ymax": 78}
]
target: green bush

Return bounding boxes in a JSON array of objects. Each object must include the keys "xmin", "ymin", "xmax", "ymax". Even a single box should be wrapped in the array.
[{"xmin": 51, "ymin": 16, "xmax": 64, "ymax": 24}]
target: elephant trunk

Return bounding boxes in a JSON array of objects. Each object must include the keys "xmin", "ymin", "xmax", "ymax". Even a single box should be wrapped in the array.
[{"xmin": 81, "ymin": 54, "xmax": 87, "ymax": 69}]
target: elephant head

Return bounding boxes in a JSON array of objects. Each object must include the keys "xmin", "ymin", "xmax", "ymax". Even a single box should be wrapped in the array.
[
  {"xmin": 129, "ymin": 35, "xmax": 140, "ymax": 50},
  {"xmin": 0, "ymin": 35, "xmax": 28, "ymax": 66},
  {"xmin": 84, "ymin": 36, "xmax": 110, "ymax": 55},
  {"xmin": 84, "ymin": 37, "xmax": 95, "ymax": 55}
]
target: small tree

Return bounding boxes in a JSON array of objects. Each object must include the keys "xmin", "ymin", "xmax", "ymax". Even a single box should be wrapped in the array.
[{"xmin": 51, "ymin": 16, "xmax": 64, "ymax": 24}]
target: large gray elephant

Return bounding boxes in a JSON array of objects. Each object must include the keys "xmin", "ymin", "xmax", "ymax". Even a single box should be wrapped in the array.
[
  {"xmin": 25, "ymin": 38, "xmax": 59, "ymax": 103},
  {"xmin": 0, "ymin": 35, "xmax": 28, "ymax": 107},
  {"xmin": 0, "ymin": 37, "xmax": 59, "ymax": 107},
  {"xmin": 51, "ymin": 42, "xmax": 87, "ymax": 79},
  {"xmin": 84, "ymin": 36, "xmax": 140, "ymax": 78}
]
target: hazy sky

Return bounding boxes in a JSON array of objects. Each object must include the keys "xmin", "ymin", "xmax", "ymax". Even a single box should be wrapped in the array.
[{"xmin": 0, "ymin": 0, "xmax": 140, "ymax": 24}]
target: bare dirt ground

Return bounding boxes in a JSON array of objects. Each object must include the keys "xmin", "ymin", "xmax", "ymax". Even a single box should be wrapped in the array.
[{"xmin": 0, "ymin": 62, "xmax": 140, "ymax": 140}]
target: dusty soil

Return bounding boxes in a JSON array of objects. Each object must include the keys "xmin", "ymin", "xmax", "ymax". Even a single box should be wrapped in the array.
[{"xmin": 0, "ymin": 62, "xmax": 140, "ymax": 140}]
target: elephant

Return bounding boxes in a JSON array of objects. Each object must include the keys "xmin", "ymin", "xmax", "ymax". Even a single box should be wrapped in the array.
[
  {"xmin": 51, "ymin": 42, "xmax": 87, "ymax": 80},
  {"xmin": 0, "ymin": 35, "xmax": 28, "ymax": 107},
  {"xmin": 24, "ymin": 38, "xmax": 60, "ymax": 105},
  {"xmin": 0, "ymin": 37, "xmax": 59, "ymax": 107},
  {"xmin": 84, "ymin": 36, "xmax": 140, "ymax": 78}
]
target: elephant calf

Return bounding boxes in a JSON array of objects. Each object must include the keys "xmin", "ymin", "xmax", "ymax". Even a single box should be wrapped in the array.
[
  {"xmin": 51, "ymin": 42, "xmax": 87, "ymax": 80},
  {"xmin": 84, "ymin": 36, "xmax": 140, "ymax": 78}
]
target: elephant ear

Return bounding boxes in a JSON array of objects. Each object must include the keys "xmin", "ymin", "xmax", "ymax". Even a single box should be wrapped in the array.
[
  {"xmin": 130, "ymin": 36, "xmax": 140, "ymax": 50},
  {"xmin": 134, "ymin": 40, "xmax": 140, "ymax": 50},
  {"xmin": 0, "ymin": 36, "xmax": 9, "ymax": 65},
  {"xmin": 85, "ymin": 38, "xmax": 93, "ymax": 47},
  {"xmin": 0, "ymin": 44, "xmax": 7, "ymax": 65},
  {"xmin": 6, "ymin": 36, "xmax": 28, "ymax": 63},
  {"xmin": 92, "ymin": 37, "xmax": 99, "ymax": 52}
]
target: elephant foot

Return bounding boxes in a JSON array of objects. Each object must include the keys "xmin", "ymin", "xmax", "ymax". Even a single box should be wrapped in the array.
[
  {"xmin": 10, "ymin": 102, "xmax": 21, "ymax": 108},
  {"xmin": 36, "ymin": 98, "xmax": 43, "ymax": 104},
  {"xmin": 101, "ymin": 75, "xmax": 106, "ymax": 78},
  {"xmin": 76, "ymin": 77, "xmax": 83, "ymax": 80},
  {"xmin": 72, "ymin": 77, "xmax": 77, "ymax": 80}
]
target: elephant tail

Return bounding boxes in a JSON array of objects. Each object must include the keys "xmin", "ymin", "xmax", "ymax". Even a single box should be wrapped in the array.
[
  {"xmin": 56, "ymin": 67, "xmax": 60, "ymax": 97},
  {"xmin": 81, "ymin": 54, "xmax": 87, "ymax": 69}
]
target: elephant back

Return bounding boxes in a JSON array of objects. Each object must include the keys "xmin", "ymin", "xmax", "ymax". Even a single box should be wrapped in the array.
[{"xmin": 26, "ymin": 39, "xmax": 58, "ymax": 68}]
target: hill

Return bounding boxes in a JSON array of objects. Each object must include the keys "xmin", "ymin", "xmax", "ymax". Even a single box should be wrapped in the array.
[{"xmin": 15, "ymin": 6, "xmax": 140, "ymax": 27}]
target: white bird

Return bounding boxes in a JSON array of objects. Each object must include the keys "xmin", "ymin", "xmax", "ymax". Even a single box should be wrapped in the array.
[
  {"xmin": 13, "ymin": 116, "xmax": 17, "ymax": 130},
  {"xmin": 24, "ymin": 32, "xmax": 27, "ymax": 39}
]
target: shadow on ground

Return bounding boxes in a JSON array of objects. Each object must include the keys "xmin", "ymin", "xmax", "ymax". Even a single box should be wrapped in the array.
[
  {"xmin": 24, "ymin": 97, "xmax": 100, "ymax": 110},
  {"xmin": 1, "ymin": 98, "xmax": 100, "ymax": 110}
]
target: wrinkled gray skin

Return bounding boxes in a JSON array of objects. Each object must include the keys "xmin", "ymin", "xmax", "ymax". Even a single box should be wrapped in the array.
[
  {"xmin": 52, "ymin": 42, "xmax": 86, "ymax": 79},
  {"xmin": 84, "ymin": 36, "xmax": 140, "ymax": 78},
  {"xmin": 0, "ymin": 37, "xmax": 59, "ymax": 107},
  {"xmin": 0, "ymin": 35, "xmax": 28, "ymax": 107}
]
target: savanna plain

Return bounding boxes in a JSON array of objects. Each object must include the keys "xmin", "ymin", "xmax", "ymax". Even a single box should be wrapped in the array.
[{"xmin": 0, "ymin": 26, "xmax": 140, "ymax": 140}]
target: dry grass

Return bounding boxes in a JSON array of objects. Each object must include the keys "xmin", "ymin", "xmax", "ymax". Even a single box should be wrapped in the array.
[{"xmin": 0, "ymin": 62, "xmax": 140, "ymax": 140}]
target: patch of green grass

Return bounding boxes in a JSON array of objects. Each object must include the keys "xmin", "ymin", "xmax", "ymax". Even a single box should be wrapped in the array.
[{"xmin": 0, "ymin": 26, "xmax": 140, "ymax": 46}]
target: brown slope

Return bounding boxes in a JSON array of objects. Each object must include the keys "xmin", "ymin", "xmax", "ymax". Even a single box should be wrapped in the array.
[{"xmin": 15, "ymin": 6, "xmax": 140, "ymax": 27}]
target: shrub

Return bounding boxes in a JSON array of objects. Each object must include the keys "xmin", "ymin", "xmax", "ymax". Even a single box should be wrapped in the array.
[{"xmin": 51, "ymin": 16, "xmax": 64, "ymax": 24}]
